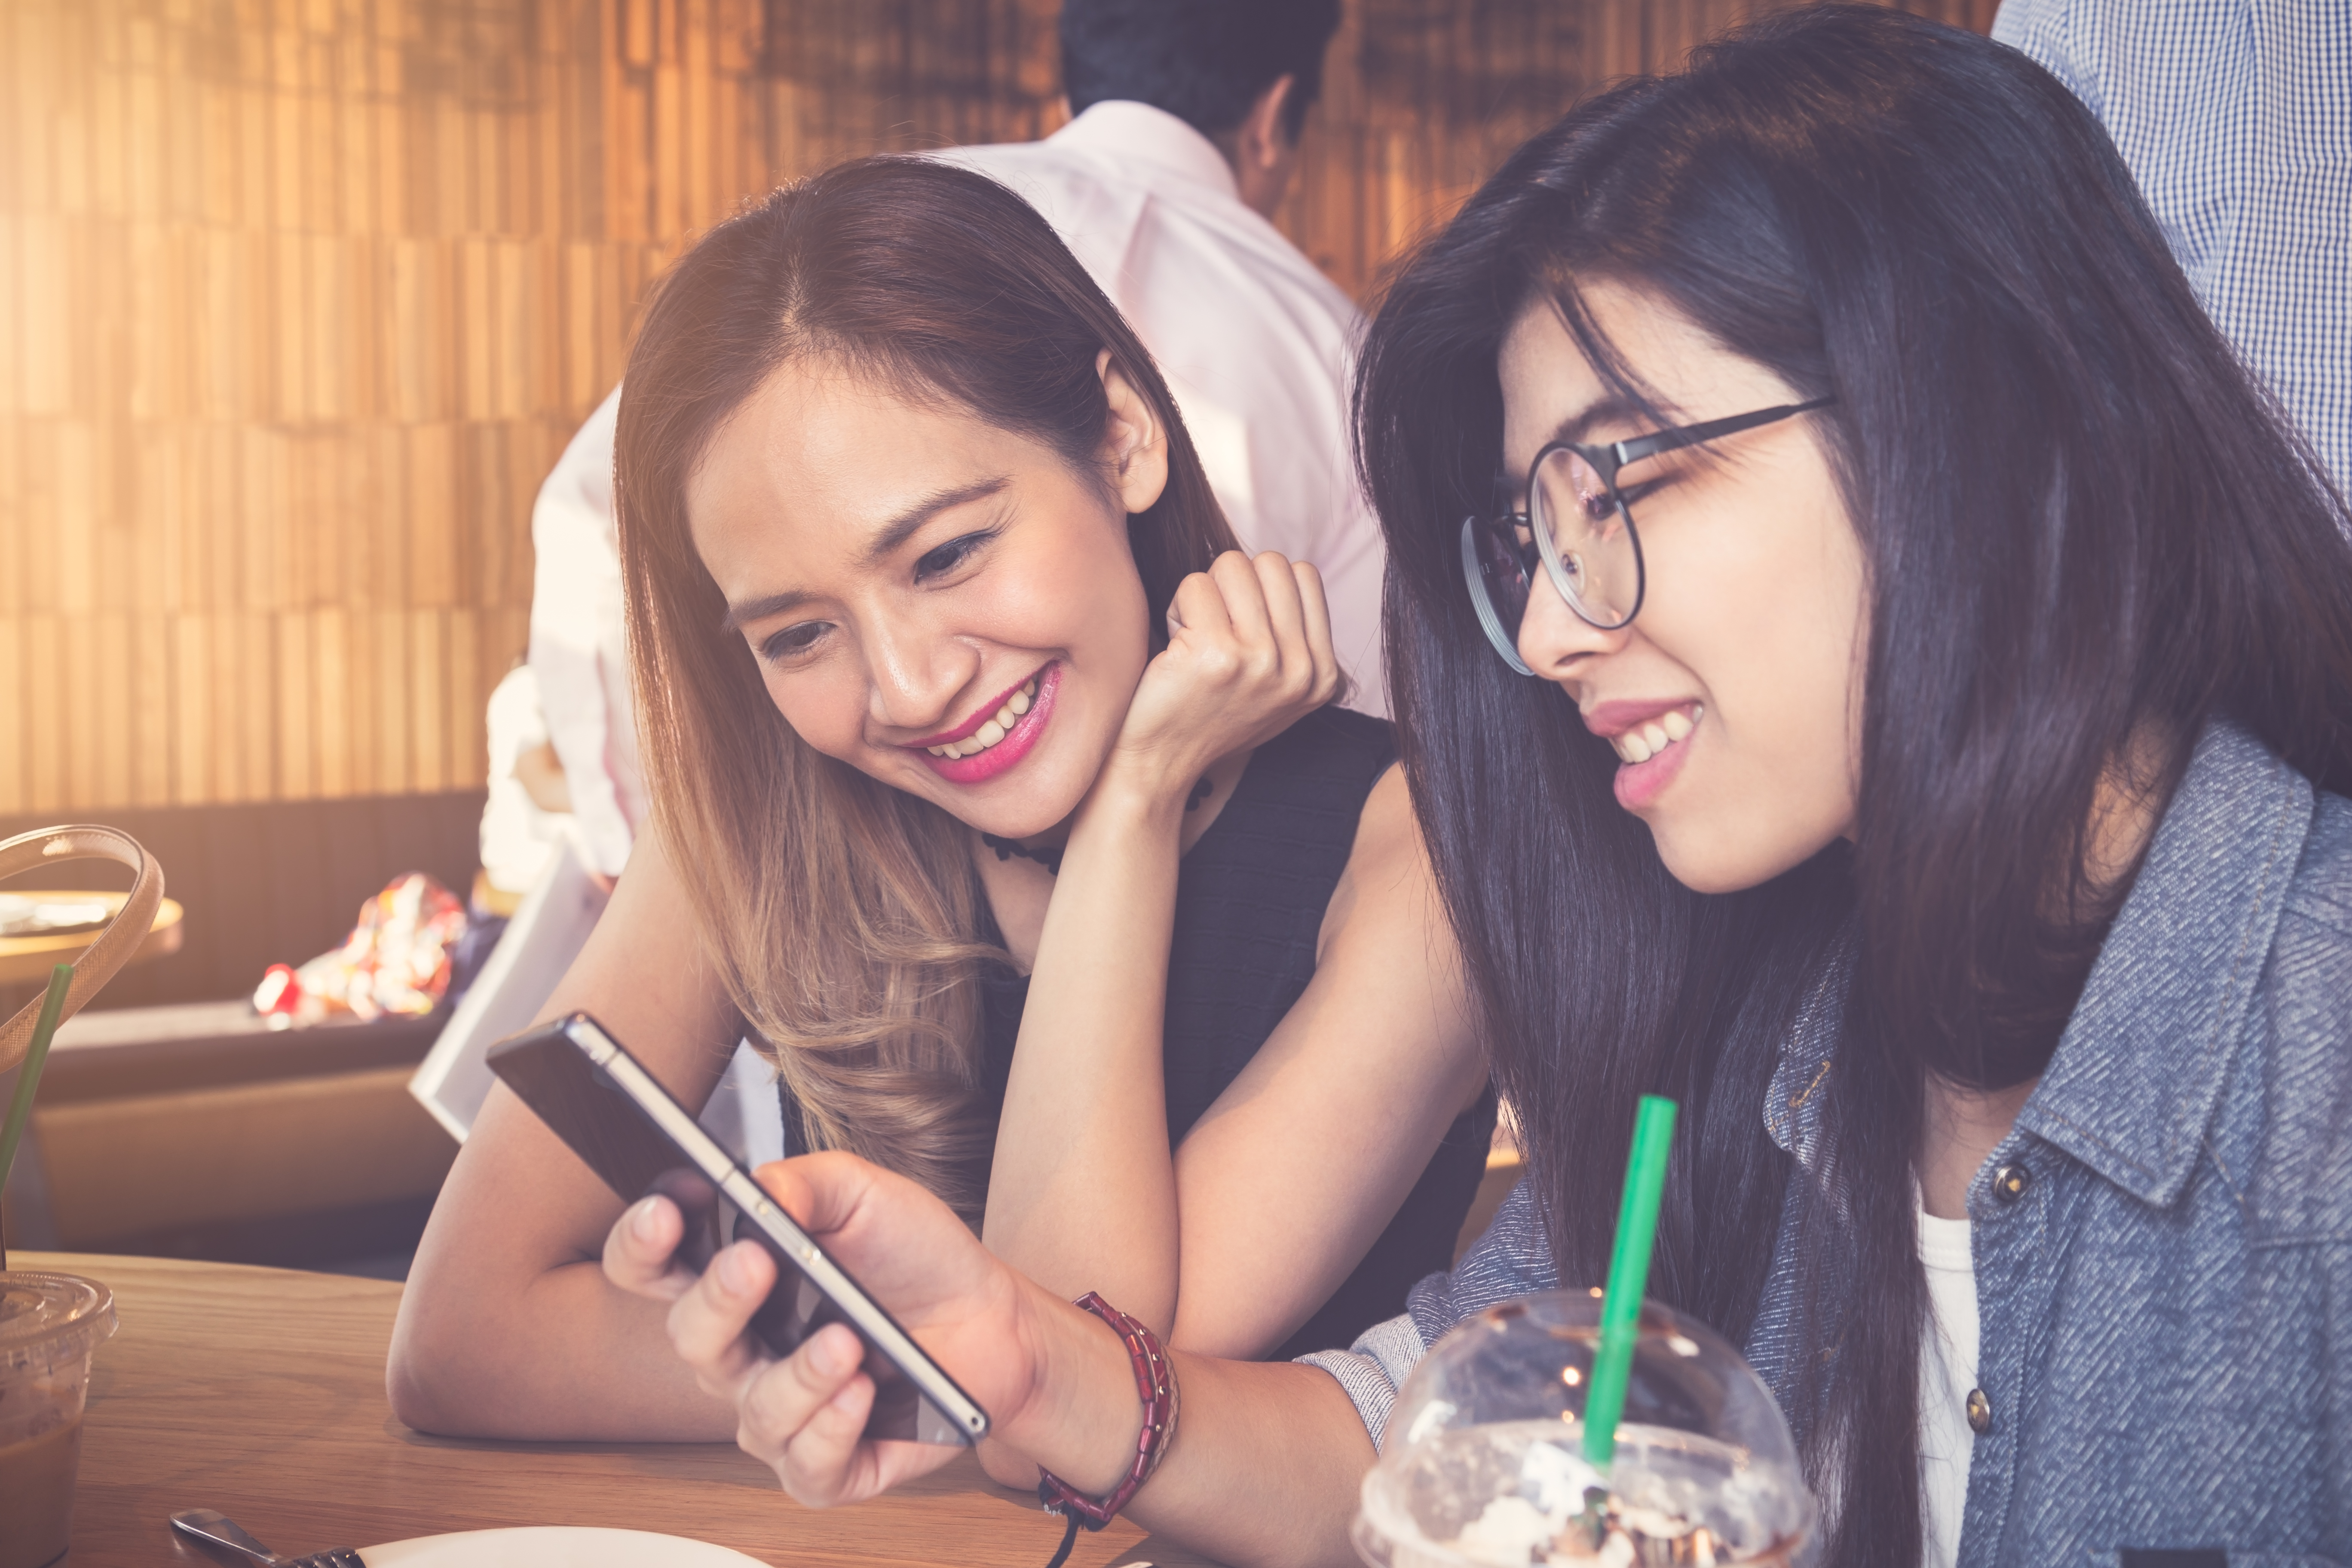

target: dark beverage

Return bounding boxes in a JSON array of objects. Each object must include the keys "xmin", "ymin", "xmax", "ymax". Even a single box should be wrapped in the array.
[
  {"xmin": 0, "ymin": 1272, "xmax": 116, "ymax": 1568},
  {"xmin": 0, "ymin": 1416, "xmax": 82, "ymax": 1568}
]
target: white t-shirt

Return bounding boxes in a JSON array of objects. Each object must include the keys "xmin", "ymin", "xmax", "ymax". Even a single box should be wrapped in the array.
[
  {"xmin": 526, "ymin": 102, "xmax": 1390, "ymax": 874},
  {"xmin": 1917, "ymin": 1205, "xmax": 1979, "ymax": 1568}
]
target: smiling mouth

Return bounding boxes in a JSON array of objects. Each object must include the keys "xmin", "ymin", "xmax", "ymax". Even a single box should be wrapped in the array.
[
  {"xmin": 918, "ymin": 675, "xmax": 1041, "ymax": 760},
  {"xmin": 1605, "ymin": 702, "xmax": 1703, "ymax": 765}
]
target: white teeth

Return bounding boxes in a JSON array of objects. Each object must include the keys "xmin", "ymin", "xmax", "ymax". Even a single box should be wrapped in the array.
[
  {"xmin": 931, "ymin": 675, "xmax": 1046, "ymax": 761},
  {"xmin": 1613, "ymin": 704, "xmax": 1703, "ymax": 765}
]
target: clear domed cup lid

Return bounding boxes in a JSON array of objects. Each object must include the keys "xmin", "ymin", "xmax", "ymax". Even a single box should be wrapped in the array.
[
  {"xmin": 1354, "ymin": 1289, "xmax": 1816, "ymax": 1567},
  {"xmin": 0, "ymin": 1270, "xmax": 116, "ymax": 1377}
]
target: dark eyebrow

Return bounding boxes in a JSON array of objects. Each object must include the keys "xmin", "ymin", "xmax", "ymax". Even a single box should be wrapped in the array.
[
  {"xmin": 1500, "ymin": 397, "xmax": 1672, "ymax": 495},
  {"xmin": 1547, "ymin": 395, "xmax": 1651, "ymax": 450},
  {"xmin": 717, "ymin": 587, "xmax": 817, "ymax": 635},
  {"xmin": 861, "ymin": 475, "xmax": 1013, "ymax": 566},
  {"xmin": 715, "ymin": 475, "xmax": 1014, "ymax": 634}
]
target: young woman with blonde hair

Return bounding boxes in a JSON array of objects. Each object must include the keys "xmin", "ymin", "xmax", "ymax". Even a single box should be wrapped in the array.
[{"xmin": 388, "ymin": 156, "xmax": 1492, "ymax": 1444}]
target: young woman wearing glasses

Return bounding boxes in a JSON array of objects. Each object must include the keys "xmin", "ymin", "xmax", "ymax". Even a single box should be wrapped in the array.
[
  {"xmin": 388, "ymin": 156, "xmax": 1494, "ymax": 1447},
  {"xmin": 600, "ymin": 10, "xmax": 2352, "ymax": 1564}
]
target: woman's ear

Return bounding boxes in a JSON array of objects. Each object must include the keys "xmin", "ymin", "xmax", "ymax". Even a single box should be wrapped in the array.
[{"xmin": 1096, "ymin": 348, "xmax": 1170, "ymax": 516}]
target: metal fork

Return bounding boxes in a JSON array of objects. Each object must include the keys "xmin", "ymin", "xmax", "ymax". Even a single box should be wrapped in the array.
[{"xmin": 171, "ymin": 1509, "xmax": 365, "ymax": 1568}]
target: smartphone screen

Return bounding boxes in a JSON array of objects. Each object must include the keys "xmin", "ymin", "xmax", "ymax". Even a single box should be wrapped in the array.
[{"xmin": 487, "ymin": 1014, "xmax": 989, "ymax": 1446}]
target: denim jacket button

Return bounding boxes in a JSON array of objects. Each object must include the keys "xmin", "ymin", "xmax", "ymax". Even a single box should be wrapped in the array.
[
  {"xmin": 1992, "ymin": 1163, "xmax": 2032, "ymax": 1203},
  {"xmin": 1966, "ymin": 1387, "xmax": 1993, "ymax": 1434}
]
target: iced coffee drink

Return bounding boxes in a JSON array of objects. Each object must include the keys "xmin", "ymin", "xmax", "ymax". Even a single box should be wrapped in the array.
[
  {"xmin": 1354, "ymin": 1291, "xmax": 1814, "ymax": 1568},
  {"xmin": 0, "ymin": 1271, "xmax": 117, "ymax": 1568}
]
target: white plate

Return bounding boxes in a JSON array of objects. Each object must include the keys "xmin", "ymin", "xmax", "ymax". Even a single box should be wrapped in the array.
[{"xmin": 363, "ymin": 1527, "xmax": 769, "ymax": 1568}]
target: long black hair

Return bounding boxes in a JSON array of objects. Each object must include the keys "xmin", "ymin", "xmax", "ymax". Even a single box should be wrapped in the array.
[{"xmin": 1358, "ymin": 8, "xmax": 2352, "ymax": 1562}]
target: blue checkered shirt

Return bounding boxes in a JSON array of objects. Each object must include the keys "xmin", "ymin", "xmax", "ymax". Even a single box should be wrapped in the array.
[{"xmin": 1992, "ymin": 0, "xmax": 2352, "ymax": 504}]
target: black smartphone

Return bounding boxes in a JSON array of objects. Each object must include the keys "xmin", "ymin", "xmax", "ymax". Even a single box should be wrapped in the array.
[{"xmin": 486, "ymin": 1012, "xmax": 989, "ymax": 1447}]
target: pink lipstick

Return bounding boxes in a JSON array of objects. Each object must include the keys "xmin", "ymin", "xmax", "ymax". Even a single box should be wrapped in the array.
[{"xmin": 913, "ymin": 663, "xmax": 1059, "ymax": 785}]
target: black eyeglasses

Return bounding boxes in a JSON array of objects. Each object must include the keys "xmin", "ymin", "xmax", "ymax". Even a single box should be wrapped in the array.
[{"xmin": 1459, "ymin": 396, "xmax": 1836, "ymax": 674}]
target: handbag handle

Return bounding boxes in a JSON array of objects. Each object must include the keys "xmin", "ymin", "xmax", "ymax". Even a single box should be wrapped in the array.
[{"xmin": 0, "ymin": 824, "xmax": 164, "ymax": 1075}]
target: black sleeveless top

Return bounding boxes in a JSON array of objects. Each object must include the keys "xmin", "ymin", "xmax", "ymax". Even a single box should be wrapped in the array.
[{"xmin": 974, "ymin": 707, "xmax": 1496, "ymax": 1361}]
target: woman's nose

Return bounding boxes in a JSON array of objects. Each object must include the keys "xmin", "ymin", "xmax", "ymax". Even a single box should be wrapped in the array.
[
  {"xmin": 1516, "ymin": 563, "xmax": 1629, "ymax": 686},
  {"xmin": 861, "ymin": 612, "xmax": 974, "ymax": 732}
]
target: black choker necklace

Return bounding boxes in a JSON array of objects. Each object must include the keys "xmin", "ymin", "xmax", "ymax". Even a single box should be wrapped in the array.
[
  {"xmin": 980, "ymin": 833, "xmax": 1064, "ymax": 875},
  {"xmin": 981, "ymin": 777, "xmax": 1215, "ymax": 876}
]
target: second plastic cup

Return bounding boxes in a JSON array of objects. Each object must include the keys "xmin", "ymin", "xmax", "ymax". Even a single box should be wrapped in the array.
[
  {"xmin": 0, "ymin": 1271, "xmax": 118, "ymax": 1568},
  {"xmin": 1353, "ymin": 1288, "xmax": 1815, "ymax": 1567}
]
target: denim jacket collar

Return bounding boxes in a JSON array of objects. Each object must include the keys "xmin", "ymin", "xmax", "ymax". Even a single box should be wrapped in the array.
[
  {"xmin": 1762, "ymin": 721, "xmax": 2311, "ymax": 1209},
  {"xmin": 2018, "ymin": 720, "xmax": 2310, "ymax": 1207},
  {"xmin": 1763, "ymin": 931, "xmax": 1853, "ymax": 1172}
]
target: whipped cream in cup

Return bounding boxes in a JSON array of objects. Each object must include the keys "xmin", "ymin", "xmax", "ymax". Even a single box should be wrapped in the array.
[{"xmin": 1353, "ymin": 1289, "xmax": 1814, "ymax": 1568}]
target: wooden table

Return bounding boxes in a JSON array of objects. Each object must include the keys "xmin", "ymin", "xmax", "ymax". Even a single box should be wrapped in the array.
[
  {"xmin": 23, "ymin": 1252, "xmax": 1222, "ymax": 1568},
  {"xmin": 0, "ymin": 891, "xmax": 183, "ymax": 988}
]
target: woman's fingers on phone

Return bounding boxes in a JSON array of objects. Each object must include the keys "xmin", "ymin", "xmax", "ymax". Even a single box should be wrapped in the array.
[
  {"xmin": 602, "ymin": 1195, "xmax": 697, "ymax": 1301},
  {"xmin": 664, "ymin": 1239, "xmax": 778, "ymax": 1398},
  {"xmin": 743, "ymin": 1332, "xmax": 878, "ymax": 1501}
]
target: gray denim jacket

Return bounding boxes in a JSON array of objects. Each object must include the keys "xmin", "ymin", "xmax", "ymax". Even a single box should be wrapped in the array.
[{"xmin": 1302, "ymin": 722, "xmax": 2352, "ymax": 1565}]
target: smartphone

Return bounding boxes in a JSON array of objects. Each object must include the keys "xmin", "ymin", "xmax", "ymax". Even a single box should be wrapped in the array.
[{"xmin": 485, "ymin": 1012, "xmax": 989, "ymax": 1447}]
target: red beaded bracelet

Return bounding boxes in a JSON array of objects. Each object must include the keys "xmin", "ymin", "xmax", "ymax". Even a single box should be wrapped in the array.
[{"xmin": 1036, "ymin": 1292, "xmax": 1180, "ymax": 1537}]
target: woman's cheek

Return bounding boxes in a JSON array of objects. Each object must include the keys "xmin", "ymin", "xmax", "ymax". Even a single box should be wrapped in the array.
[{"xmin": 765, "ymin": 672, "xmax": 863, "ymax": 764}]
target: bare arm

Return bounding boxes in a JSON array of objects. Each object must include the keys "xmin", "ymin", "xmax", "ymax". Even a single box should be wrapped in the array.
[
  {"xmin": 981, "ymin": 551, "xmax": 1342, "ymax": 1333},
  {"xmin": 386, "ymin": 828, "xmax": 746, "ymax": 1439},
  {"xmin": 986, "ymin": 552, "xmax": 1482, "ymax": 1358},
  {"xmin": 610, "ymin": 1152, "xmax": 1379, "ymax": 1568},
  {"xmin": 1171, "ymin": 763, "xmax": 1486, "ymax": 1357}
]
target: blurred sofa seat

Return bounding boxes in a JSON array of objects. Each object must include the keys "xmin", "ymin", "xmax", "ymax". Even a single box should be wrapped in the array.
[{"xmin": 0, "ymin": 1000, "xmax": 455, "ymax": 1263}]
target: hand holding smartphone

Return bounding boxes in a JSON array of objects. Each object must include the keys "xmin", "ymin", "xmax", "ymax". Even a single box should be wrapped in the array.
[{"xmin": 486, "ymin": 1013, "xmax": 989, "ymax": 1447}]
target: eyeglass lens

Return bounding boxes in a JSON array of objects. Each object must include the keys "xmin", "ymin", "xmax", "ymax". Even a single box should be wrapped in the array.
[
  {"xmin": 1460, "ymin": 447, "xmax": 1641, "ymax": 667},
  {"xmin": 1530, "ymin": 446, "xmax": 1639, "ymax": 630}
]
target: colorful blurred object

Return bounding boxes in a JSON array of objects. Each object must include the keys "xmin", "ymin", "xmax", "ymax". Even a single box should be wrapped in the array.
[{"xmin": 253, "ymin": 874, "xmax": 469, "ymax": 1028}]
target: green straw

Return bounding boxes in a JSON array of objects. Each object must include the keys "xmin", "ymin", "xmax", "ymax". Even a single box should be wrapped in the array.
[
  {"xmin": 1582, "ymin": 1093, "xmax": 1680, "ymax": 1469},
  {"xmin": 0, "ymin": 965, "xmax": 74, "ymax": 1271}
]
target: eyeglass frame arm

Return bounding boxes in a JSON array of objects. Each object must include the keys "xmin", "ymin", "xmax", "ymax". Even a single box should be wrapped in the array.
[
  {"xmin": 1466, "ymin": 394, "xmax": 1839, "ymax": 662},
  {"xmin": 1580, "ymin": 395, "xmax": 1838, "ymax": 488}
]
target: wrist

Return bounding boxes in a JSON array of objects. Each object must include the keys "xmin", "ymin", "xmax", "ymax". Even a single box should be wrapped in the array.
[
  {"xmin": 1080, "ymin": 759, "xmax": 1193, "ymax": 837},
  {"xmin": 1003, "ymin": 1284, "xmax": 1148, "ymax": 1497}
]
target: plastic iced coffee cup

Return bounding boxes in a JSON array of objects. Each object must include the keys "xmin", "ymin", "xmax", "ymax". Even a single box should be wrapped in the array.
[
  {"xmin": 1353, "ymin": 1289, "xmax": 1815, "ymax": 1567},
  {"xmin": 0, "ymin": 1271, "xmax": 117, "ymax": 1568}
]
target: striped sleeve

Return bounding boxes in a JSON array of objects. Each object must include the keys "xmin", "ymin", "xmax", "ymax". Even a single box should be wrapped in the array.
[{"xmin": 1295, "ymin": 1178, "xmax": 1558, "ymax": 1446}]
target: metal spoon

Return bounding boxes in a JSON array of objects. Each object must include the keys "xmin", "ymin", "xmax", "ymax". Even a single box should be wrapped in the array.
[{"xmin": 171, "ymin": 1509, "xmax": 365, "ymax": 1568}]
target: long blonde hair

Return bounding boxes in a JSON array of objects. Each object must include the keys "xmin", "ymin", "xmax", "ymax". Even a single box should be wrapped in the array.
[{"xmin": 615, "ymin": 158, "xmax": 1239, "ymax": 1221}]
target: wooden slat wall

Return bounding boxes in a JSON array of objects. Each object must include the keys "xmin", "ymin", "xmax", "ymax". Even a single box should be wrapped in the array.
[{"xmin": 0, "ymin": 0, "xmax": 1992, "ymax": 816}]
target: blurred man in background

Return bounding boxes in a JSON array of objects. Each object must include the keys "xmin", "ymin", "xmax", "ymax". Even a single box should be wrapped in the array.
[
  {"xmin": 525, "ymin": 0, "xmax": 1379, "ymax": 891},
  {"xmin": 1994, "ymin": 0, "xmax": 2349, "ymax": 503}
]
